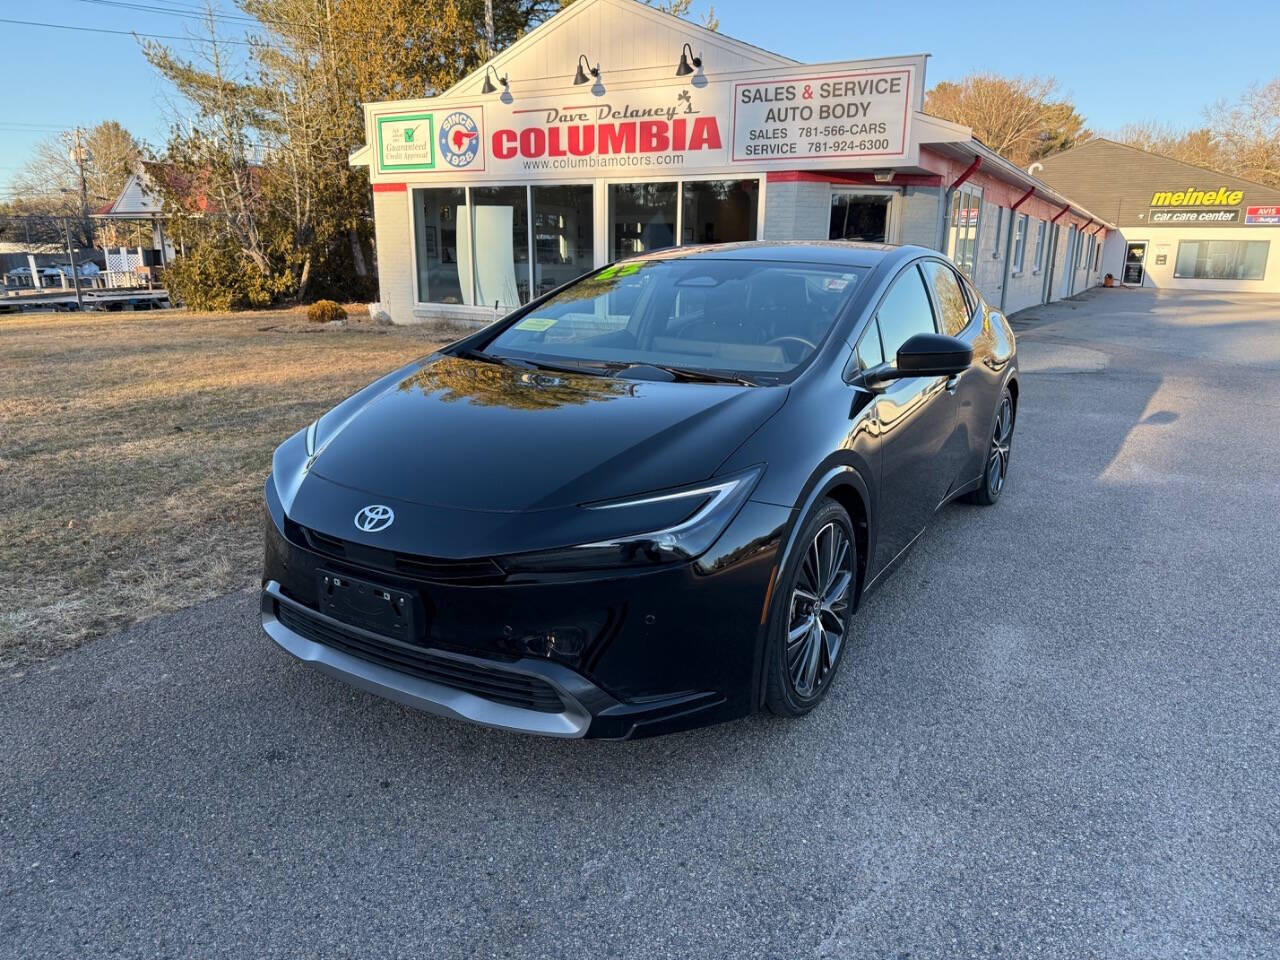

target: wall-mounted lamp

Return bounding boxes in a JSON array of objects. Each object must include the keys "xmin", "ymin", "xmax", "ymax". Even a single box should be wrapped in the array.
[
  {"xmin": 573, "ymin": 54, "xmax": 600, "ymax": 86},
  {"xmin": 481, "ymin": 65, "xmax": 509, "ymax": 95},
  {"xmin": 675, "ymin": 43, "xmax": 701, "ymax": 77},
  {"xmin": 872, "ymin": 170, "xmax": 895, "ymax": 184}
]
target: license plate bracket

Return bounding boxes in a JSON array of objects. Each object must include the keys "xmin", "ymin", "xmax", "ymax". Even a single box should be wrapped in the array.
[{"xmin": 317, "ymin": 570, "xmax": 419, "ymax": 643}]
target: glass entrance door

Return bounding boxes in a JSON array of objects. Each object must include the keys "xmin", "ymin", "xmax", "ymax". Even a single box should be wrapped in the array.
[
  {"xmin": 1123, "ymin": 242, "xmax": 1147, "ymax": 285},
  {"xmin": 830, "ymin": 191, "xmax": 892, "ymax": 242}
]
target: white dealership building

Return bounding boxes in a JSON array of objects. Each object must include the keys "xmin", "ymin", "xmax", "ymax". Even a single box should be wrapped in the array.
[{"xmin": 350, "ymin": 0, "xmax": 1115, "ymax": 324}]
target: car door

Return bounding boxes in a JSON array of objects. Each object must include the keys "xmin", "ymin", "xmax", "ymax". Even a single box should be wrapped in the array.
[
  {"xmin": 867, "ymin": 262, "xmax": 960, "ymax": 573},
  {"xmin": 919, "ymin": 259, "xmax": 985, "ymax": 493}
]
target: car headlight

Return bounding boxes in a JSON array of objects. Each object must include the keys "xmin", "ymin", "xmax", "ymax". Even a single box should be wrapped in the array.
[{"xmin": 500, "ymin": 466, "xmax": 763, "ymax": 573}]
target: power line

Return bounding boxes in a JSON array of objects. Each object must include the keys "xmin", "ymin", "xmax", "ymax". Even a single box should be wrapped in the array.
[
  {"xmin": 67, "ymin": 0, "xmax": 305, "ymax": 30},
  {"xmin": 0, "ymin": 122, "xmax": 75, "ymax": 130},
  {"xmin": 0, "ymin": 16, "xmax": 258, "ymax": 45}
]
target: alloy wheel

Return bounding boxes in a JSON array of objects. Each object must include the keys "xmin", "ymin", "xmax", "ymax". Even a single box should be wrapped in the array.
[
  {"xmin": 786, "ymin": 521, "xmax": 854, "ymax": 699},
  {"xmin": 987, "ymin": 395, "xmax": 1013, "ymax": 497}
]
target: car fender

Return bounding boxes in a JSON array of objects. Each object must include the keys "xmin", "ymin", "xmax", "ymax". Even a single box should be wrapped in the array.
[{"xmin": 751, "ymin": 461, "xmax": 876, "ymax": 708}]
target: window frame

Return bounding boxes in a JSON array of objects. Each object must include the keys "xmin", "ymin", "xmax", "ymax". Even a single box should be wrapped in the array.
[
  {"xmin": 1012, "ymin": 213, "xmax": 1028, "ymax": 274},
  {"xmin": 947, "ymin": 184, "xmax": 984, "ymax": 277},
  {"xmin": 1032, "ymin": 219, "xmax": 1046, "ymax": 274}
]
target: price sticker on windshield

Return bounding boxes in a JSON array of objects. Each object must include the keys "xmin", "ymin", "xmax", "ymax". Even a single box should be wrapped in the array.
[{"xmin": 515, "ymin": 317, "xmax": 557, "ymax": 332}]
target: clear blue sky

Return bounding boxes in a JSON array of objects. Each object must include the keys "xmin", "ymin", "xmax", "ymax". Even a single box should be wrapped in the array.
[{"xmin": 3, "ymin": 0, "xmax": 1279, "ymax": 196}]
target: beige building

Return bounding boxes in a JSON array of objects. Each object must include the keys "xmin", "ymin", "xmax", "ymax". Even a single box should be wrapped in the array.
[
  {"xmin": 1038, "ymin": 139, "xmax": 1280, "ymax": 293},
  {"xmin": 350, "ymin": 0, "xmax": 1115, "ymax": 324}
]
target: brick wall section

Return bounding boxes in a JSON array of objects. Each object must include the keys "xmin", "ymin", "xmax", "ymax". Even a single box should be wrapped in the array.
[
  {"xmin": 898, "ymin": 187, "xmax": 942, "ymax": 248},
  {"xmin": 970, "ymin": 202, "xmax": 1006, "ymax": 301},
  {"xmin": 761, "ymin": 180, "xmax": 831, "ymax": 241},
  {"xmin": 372, "ymin": 188, "xmax": 416, "ymax": 324},
  {"xmin": 1001, "ymin": 228, "xmax": 1048, "ymax": 314}
]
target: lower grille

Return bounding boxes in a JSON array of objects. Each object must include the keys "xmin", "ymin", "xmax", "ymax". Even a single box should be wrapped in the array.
[{"xmin": 275, "ymin": 601, "xmax": 565, "ymax": 713}]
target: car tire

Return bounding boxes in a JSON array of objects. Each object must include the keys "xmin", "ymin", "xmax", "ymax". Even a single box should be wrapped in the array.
[
  {"xmin": 764, "ymin": 498, "xmax": 857, "ymax": 718},
  {"xmin": 964, "ymin": 387, "xmax": 1014, "ymax": 506}
]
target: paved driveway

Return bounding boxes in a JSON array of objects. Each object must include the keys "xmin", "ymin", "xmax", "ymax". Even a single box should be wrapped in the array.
[{"xmin": 4, "ymin": 289, "xmax": 1278, "ymax": 959}]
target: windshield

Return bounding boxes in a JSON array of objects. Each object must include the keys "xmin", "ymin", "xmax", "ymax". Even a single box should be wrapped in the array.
[{"xmin": 482, "ymin": 258, "xmax": 867, "ymax": 382}]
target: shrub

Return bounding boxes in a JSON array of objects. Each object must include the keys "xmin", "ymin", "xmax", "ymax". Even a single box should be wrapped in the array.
[
  {"xmin": 163, "ymin": 241, "xmax": 283, "ymax": 311},
  {"xmin": 307, "ymin": 299, "xmax": 347, "ymax": 323}
]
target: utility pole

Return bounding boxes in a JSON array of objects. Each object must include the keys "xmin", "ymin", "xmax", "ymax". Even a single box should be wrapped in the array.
[
  {"xmin": 62, "ymin": 217, "xmax": 84, "ymax": 311},
  {"xmin": 71, "ymin": 127, "xmax": 92, "ymax": 248},
  {"xmin": 484, "ymin": 0, "xmax": 495, "ymax": 58}
]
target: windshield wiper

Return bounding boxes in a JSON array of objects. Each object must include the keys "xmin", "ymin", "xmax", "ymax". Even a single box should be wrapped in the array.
[
  {"xmin": 638, "ymin": 364, "xmax": 759, "ymax": 387},
  {"xmin": 456, "ymin": 346, "xmax": 529, "ymax": 368},
  {"xmin": 457, "ymin": 347, "xmax": 613, "ymax": 378}
]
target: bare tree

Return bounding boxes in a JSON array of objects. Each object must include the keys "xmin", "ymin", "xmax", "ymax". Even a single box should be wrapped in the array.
[
  {"xmin": 925, "ymin": 74, "xmax": 1089, "ymax": 167},
  {"xmin": 143, "ymin": 11, "xmax": 274, "ymax": 277},
  {"xmin": 1210, "ymin": 78, "xmax": 1280, "ymax": 188},
  {"xmin": 556, "ymin": 0, "xmax": 719, "ymax": 30},
  {"xmin": 7, "ymin": 122, "xmax": 143, "ymax": 246},
  {"xmin": 1113, "ymin": 121, "xmax": 1223, "ymax": 170},
  {"xmin": 1113, "ymin": 78, "xmax": 1280, "ymax": 188}
]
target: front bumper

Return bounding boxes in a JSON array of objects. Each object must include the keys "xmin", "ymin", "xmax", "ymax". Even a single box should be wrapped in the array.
[
  {"xmin": 263, "ymin": 581, "xmax": 597, "ymax": 737},
  {"xmin": 261, "ymin": 480, "xmax": 793, "ymax": 739}
]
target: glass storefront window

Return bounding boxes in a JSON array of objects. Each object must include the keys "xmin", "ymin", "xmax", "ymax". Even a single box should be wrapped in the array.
[
  {"xmin": 531, "ymin": 185, "xmax": 594, "ymax": 297},
  {"xmin": 413, "ymin": 187, "xmax": 466, "ymax": 305},
  {"xmin": 414, "ymin": 179, "xmax": 763, "ymax": 306},
  {"xmin": 1174, "ymin": 240, "xmax": 1269, "ymax": 280},
  {"xmin": 830, "ymin": 191, "xmax": 890, "ymax": 242},
  {"xmin": 609, "ymin": 182, "xmax": 677, "ymax": 260},
  {"xmin": 681, "ymin": 180, "xmax": 759, "ymax": 244},
  {"xmin": 469, "ymin": 185, "xmax": 530, "ymax": 308}
]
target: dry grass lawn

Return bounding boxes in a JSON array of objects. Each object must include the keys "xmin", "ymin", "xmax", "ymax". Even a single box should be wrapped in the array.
[{"xmin": 0, "ymin": 306, "xmax": 471, "ymax": 669}]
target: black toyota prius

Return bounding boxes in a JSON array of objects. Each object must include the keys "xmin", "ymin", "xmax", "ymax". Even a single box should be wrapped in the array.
[{"xmin": 262, "ymin": 242, "xmax": 1018, "ymax": 739}]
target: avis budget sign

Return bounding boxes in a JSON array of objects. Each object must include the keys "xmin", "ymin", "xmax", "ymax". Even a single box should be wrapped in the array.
[{"xmin": 368, "ymin": 55, "xmax": 922, "ymax": 182}]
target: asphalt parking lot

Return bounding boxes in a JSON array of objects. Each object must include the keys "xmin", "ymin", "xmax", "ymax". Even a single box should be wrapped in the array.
[{"xmin": 4, "ymin": 288, "xmax": 1278, "ymax": 959}]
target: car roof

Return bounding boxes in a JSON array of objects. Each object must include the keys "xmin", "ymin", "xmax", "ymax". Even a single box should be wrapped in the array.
[{"xmin": 622, "ymin": 240, "xmax": 932, "ymax": 269}]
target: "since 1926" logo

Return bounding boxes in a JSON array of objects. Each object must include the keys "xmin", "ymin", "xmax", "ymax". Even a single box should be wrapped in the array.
[{"xmin": 438, "ymin": 111, "xmax": 480, "ymax": 168}]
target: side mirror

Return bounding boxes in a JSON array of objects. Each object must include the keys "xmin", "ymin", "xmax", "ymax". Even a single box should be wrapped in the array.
[
  {"xmin": 863, "ymin": 333, "xmax": 973, "ymax": 388},
  {"xmin": 896, "ymin": 332, "xmax": 973, "ymax": 376}
]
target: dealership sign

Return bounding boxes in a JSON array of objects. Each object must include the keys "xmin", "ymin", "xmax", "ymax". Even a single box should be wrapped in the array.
[
  {"xmin": 1246, "ymin": 205, "xmax": 1280, "ymax": 224},
  {"xmin": 369, "ymin": 56, "xmax": 922, "ymax": 180}
]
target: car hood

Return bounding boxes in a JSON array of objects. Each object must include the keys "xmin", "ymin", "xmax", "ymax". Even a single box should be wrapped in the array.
[{"xmin": 307, "ymin": 355, "xmax": 786, "ymax": 512}]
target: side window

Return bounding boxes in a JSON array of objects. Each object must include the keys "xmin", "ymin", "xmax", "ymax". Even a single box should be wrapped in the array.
[
  {"xmin": 920, "ymin": 260, "xmax": 970, "ymax": 337},
  {"xmin": 856, "ymin": 322, "xmax": 884, "ymax": 370},
  {"xmin": 876, "ymin": 265, "xmax": 937, "ymax": 361},
  {"xmin": 967, "ymin": 277, "xmax": 983, "ymax": 312}
]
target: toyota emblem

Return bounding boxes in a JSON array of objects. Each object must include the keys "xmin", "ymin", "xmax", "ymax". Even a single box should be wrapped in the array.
[{"xmin": 354, "ymin": 504, "xmax": 395, "ymax": 532}]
